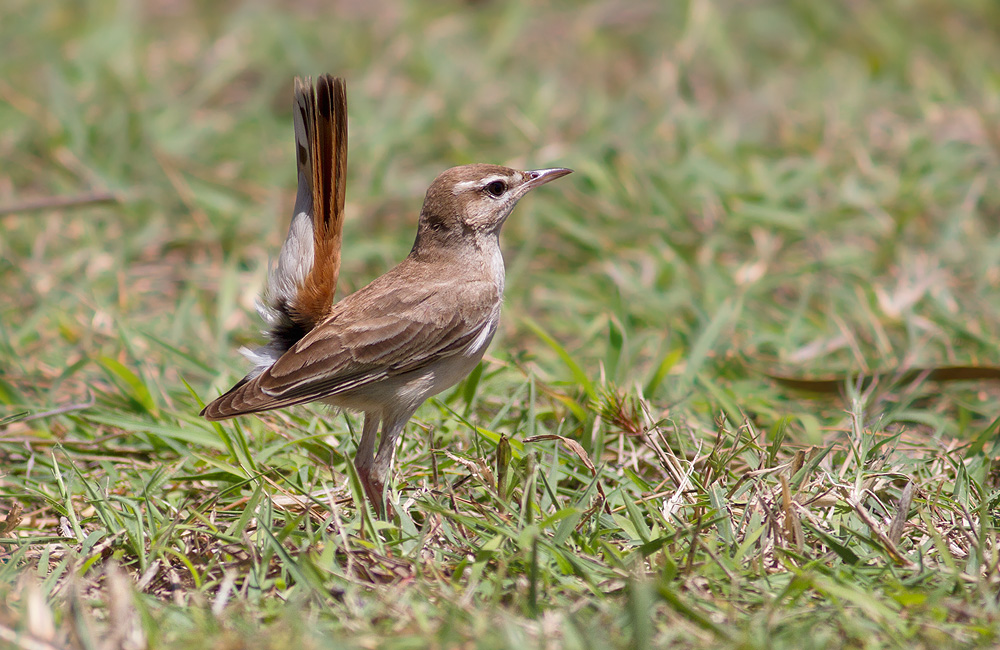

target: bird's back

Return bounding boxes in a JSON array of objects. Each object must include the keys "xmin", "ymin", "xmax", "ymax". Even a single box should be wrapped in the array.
[{"xmin": 201, "ymin": 253, "xmax": 502, "ymax": 420}]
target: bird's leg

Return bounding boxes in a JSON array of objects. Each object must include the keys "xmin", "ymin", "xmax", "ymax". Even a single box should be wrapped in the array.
[
  {"xmin": 364, "ymin": 409, "xmax": 414, "ymax": 519},
  {"xmin": 354, "ymin": 412, "xmax": 385, "ymax": 516}
]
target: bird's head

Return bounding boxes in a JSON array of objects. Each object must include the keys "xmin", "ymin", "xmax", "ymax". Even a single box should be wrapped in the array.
[{"xmin": 413, "ymin": 164, "xmax": 572, "ymax": 253}]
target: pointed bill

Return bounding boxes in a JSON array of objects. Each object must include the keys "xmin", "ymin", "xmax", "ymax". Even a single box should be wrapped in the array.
[{"xmin": 523, "ymin": 167, "xmax": 573, "ymax": 190}]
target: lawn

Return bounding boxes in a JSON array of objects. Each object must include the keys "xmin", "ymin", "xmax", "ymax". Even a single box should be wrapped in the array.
[{"xmin": 2, "ymin": 0, "xmax": 1000, "ymax": 648}]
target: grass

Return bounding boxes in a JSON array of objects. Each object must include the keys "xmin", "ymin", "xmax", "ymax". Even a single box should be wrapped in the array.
[{"xmin": 2, "ymin": 0, "xmax": 1000, "ymax": 647}]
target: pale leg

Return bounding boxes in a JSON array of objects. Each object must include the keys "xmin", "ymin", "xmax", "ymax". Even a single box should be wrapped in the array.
[
  {"xmin": 355, "ymin": 405, "xmax": 420, "ymax": 518},
  {"xmin": 354, "ymin": 412, "xmax": 385, "ymax": 515}
]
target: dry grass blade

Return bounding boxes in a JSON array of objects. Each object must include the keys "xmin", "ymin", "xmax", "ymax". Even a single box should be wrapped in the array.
[
  {"xmin": 780, "ymin": 474, "xmax": 803, "ymax": 553},
  {"xmin": 523, "ymin": 434, "xmax": 609, "ymax": 510},
  {"xmin": 14, "ymin": 393, "xmax": 96, "ymax": 423},
  {"xmin": 103, "ymin": 562, "xmax": 145, "ymax": 650},
  {"xmin": 888, "ymin": 481, "xmax": 916, "ymax": 546},
  {"xmin": 0, "ymin": 624, "xmax": 63, "ymax": 650},
  {"xmin": 838, "ymin": 486, "xmax": 916, "ymax": 568},
  {"xmin": 0, "ymin": 192, "xmax": 119, "ymax": 217},
  {"xmin": 0, "ymin": 503, "xmax": 23, "ymax": 537}
]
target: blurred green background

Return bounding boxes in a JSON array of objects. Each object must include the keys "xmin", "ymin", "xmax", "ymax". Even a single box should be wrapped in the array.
[
  {"xmin": 4, "ymin": 0, "xmax": 1000, "ymax": 401},
  {"xmin": 2, "ymin": 0, "xmax": 1000, "ymax": 648}
]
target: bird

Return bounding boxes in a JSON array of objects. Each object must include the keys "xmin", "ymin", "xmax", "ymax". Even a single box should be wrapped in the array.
[{"xmin": 201, "ymin": 74, "xmax": 572, "ymax": 517}]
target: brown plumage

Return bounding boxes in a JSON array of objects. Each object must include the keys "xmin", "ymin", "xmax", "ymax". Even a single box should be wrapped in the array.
[
  {"xmin": 202, "ymin": 256, "xmax": 501, "ymax": 418},
  {"xmin": 253, "ymin": 75, "xmax": 347, "ymax": 359},
  {"xmin": 202, "ymin": 76, "xmax": 572, "ymax": 517},
  {"xmin": 293, "ymin": 75, "xmax": 347, "ymax": 329}
]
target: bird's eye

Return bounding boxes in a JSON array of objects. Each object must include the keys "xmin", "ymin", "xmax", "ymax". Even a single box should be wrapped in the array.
[{"xmin": 485, "ymin": 180, "xmax": 506, "ymax": 197}]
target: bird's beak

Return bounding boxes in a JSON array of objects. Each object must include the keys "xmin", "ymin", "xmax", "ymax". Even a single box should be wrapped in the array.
[{"xmin": 523, "ymin": 167, "xmax": 573, "ymax": 190}]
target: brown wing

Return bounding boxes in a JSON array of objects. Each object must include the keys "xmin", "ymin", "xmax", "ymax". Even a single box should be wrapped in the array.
[{"xmin": 201, "ymin": 272, "xmax": 498, "ymax": 420}]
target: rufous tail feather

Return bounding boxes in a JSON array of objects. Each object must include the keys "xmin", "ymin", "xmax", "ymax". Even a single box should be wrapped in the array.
[{"xmin": 250, "ymin": 75, "xmax": 347, "ymax": 364}]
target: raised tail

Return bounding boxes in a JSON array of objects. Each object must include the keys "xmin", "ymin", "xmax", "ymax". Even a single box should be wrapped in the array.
[
  {"xmin": 249, "ymin": 75, "xmax": 348, "ymax": 367},
  {"xmin": 204, "ymin": 76, "xmax": 348, "ymax": 420}
]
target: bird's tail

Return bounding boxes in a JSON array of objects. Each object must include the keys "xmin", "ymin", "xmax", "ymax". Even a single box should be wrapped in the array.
[{"xmin": 242, "ymin": 75, "xmax": 348, "ymax": 373}]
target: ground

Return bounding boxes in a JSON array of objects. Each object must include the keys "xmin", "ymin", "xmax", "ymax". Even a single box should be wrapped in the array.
[{"xmin": 2, "ymin": 0, "xmax": 1000, "ymax": 648}]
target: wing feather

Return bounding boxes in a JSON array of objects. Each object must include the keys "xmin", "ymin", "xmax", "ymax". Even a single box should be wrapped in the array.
[{"xmin": 201, "ymin": 275, "xmax": 498, "ymax": 420}]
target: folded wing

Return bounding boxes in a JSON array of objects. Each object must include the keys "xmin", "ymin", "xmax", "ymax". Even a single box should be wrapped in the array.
[{"xmin": 202, "ymin": 276, "xmax": 498, "ymax": 420}]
